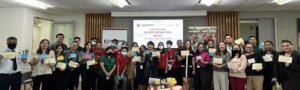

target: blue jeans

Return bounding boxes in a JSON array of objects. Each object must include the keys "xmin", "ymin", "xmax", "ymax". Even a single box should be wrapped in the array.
[{"xmin": 114, "ymin": 75, "xmax": 127, "ymax": 90}]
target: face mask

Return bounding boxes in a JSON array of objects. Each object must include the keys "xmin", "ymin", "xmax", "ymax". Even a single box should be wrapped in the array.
[
  {"xmin": 159, "ymin": 46, "xmax": 164, "ymax": 50},
  {"xmin": 107, "ymin": 52, "xmax": 113, "ymax": 56},
  {"xmin": 121, "ymin": 52, "xmax": 127, "ymax": 56},
  {"xmin": 91, "ymin": 42, "xmax": 96, "ymax": 45},
  {"xmin": 232, "ymin": 50, "xmax": 241, "ymax": 54},
  {"xmin": 8, "ymin": 43, "xmax": 17, "ymax": 50},
  {"xmin": 167, "ymin": 44, "xmax": 172, "ymax": 48}
]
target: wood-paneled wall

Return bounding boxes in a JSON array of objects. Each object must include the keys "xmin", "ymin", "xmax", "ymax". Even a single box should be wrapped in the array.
[
  {"xmin": 85, "ymin": 13, "xmax": 112, "ymax": 42},
  {"xmin": 206, "ymin": 11, "xmax": 240, "ymax": 42}
]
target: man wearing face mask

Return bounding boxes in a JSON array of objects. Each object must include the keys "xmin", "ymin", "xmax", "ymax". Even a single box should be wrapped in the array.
[
  {"xmin": 0, "ymin": 37, "xmax": 27, "ymax": 90},
  {"xmin": 91, "ymin": 37, "xmax": 98, "ymax": 48},
  {"xmin": 50, "ymin": 33, "xmax": 68, "ymax": 51},
  {"xmin": 114, "ymin": 47, "xmax": 130, "ymax": 90}
]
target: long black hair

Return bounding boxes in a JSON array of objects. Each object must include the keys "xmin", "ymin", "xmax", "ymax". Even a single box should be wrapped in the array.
[
  {"xmin": 55, "ymin": 44, "xmax": 65, "ymax": 57},
  {"xmin": 157, "ymin": 42, "xmax": 166, "ymax": 54},
  {"xmin": 215, "ymin": 41, "xmax": 228, "ymax": 56},
  {"xmin": 37, "ymin": 39, "xmax": 51, "ymax": 55},
  {"xmin": 83, "ymin": 42, "xmax": 93, "ymax": 53},
  {"xmin": 231, "ymin": 44, "xmax": 242, "ymax": 59},
  {"xmin": 183, "ymin": 40, "xmax": 193, "ymax": 51},
  {"xmin": 195, "ymin": 43, "xmax": 207, "ymax": 55}
]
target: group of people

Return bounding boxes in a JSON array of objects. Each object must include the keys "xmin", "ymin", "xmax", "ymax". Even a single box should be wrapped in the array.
[{"xmin": 0, "ymin": 33, "xmax": 300, "ymax": 90}]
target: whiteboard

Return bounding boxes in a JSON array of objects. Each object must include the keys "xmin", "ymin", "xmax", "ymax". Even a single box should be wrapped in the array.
[{"xmin": 102, "ymin": 29, "xmax": 127, "ymax": 48}]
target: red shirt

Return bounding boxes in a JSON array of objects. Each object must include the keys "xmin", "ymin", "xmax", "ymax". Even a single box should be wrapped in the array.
[
  {"xmin": 116, "ymin": 54, "xmax": 130, "ymax": 74},
  {"xmin": 158, "ymin": 52, "xmax": 168, "ymax": 69},
  {"xmin": 93, "ymin": 48, "xmax": 106, "ymax": 58},
  {"xmin": 170, "ymin": 48, "xmax": 181, "ymax": 69}
]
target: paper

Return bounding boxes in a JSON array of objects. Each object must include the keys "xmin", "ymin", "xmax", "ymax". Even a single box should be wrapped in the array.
[
  {"xmin": 56, "ymin": 62, "xmax": 67, "ymax": 70},
  {"xmin": 181, "ymin": 50, "xmax": 189, "ymax": 56},
  {"xmin": 2, "ymin": 52, "xmax": 16, "ymax": 59},
  {"xmin": 263, "ymin": 55, "xmax": 273, "ymax": 62},
  {"xmin": 132, "ymin": 56, "xmax": 141, "ymax": 62},
  {"xmin": 213, "ymin": 58, "xmax": 223, "ymax": 64},
  {"xmin": 234, "ymin": 38, "xmax": 244, "ymax": 45},
  {"xmin": 87, "ymin": 60, "xmax": 96, "ymax": 66},
  {"xmin": 70, "ymin": 53, "xmax": 77, "ymax": 58},
  {"xmin": 69, "ymin": 61, "xmax": 79, "ymax": 68},
  {"xmin": 209, "ymin": 48, "xmax": 217, "ymax": 54},
  {"xmin": 248, "ymin": 58, "xmax": 256, "ymax": 64},
  {"xmin": 196, "ymin": 56, "xmax": 202, "ymax": 60},
  {"xmin": 278, "ymin": 55, "xmax": 293, "ymax": 63},
  {"xmin": 132, "ymin": 47, "xmax": 140, "ymax": 52},
  {"xmin": 228, "ymin": 62, "xmax": 237, "ymax": 69},
  {"xmin": 85, "ymin": 54, "xmax": 92, "ymax": 59},
  {"xmin": 252, "ymin": 63, "xmax": 263, "ymax": 70},
  {"xmin": 57, "ymin": 56, "xmax": 64, "ymax": 61},
  {"xmin": 152, "ymin": 51, "xmax": 160, "ymax": 57},
  {"xmin": 45, "ymin": 58, "xmax": 56, "ymax": 64}
]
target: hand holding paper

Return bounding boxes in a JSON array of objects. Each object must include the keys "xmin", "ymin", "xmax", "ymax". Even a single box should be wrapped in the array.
[
  {"xmin": 278, "ymin": 55, "xmax": 292, "ymax": 63},
  {"xmin": 132, "ymin": 47, "xmax": 140, "ymax": 52},
  {"xmin": 213, "ymin": 58, "xmax": 223, "ymax": 64},
  {"xmin": 2, "ymin": 52, "xmax": 16, "ymax": 59},
  {"xmin": 57, "ymin": 56, "xmax": 64, "ymax": 61},
  {"xmin": 181, "ymin": 50, "xmax": 189, "ymax": 56},
  {"xmin": 56, "ymin": 62, "xmax": 67, "ymax": 71},
  {"xmin": 45, "ymin": 58, "xmax": 56, "ymax": 64},
  {"xmin": 69, "ymin": 61, "xmax": 79, "ymax": 68},
  {"xmin": 132, "ymin": 56, "xmax": 141, "ymax": 62},
  {"xmin": 87, "ymin": 60, "xmax": 97, "ymax": 66},
  {"xmin": 263, "ymin": 55, "xmax": 273, "ymax": 62},
  {"xmin": 252, "ymin": 63, "xmax": 263, "ymax": 70},
  {"xmin": 234, "ymin": 38, "xmax": 244, "ymax": 45}
]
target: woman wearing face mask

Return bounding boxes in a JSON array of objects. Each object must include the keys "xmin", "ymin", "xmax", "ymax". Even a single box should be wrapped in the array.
[
  {"xmin": 29, "ymin": 39, "xmax": 55, "ymax": 90},
  {"xmin": 177, "ymin": 40, "xmax": 195, "ymax": 90},
  {"xmin": 157, "ymin": 42, "xmax": 168, "ymax": 78},
  {"xmin": 66, "ymin": 41, "xmax": 81, "ymax": 90},
  {"xmin": 244, "ymin": 43, "xmax": 265, "ymax": 90},
  {"xmin": 228, "ymin": 44, "xmax": 247, "ymax": 90},
  {"xmin": 135, "ymin": 45, "xmax": 147, "ymax": 90},
  {"xmin": 79, "ymin": 42, "xmax": 96, "ymax": 90},
  {"xmin": 97, "ymin": 46, "xmax": 116, "ymax": 90},
  {"xmin": 165, "ymin": 40, "xmax": 180, "ymax": 79},
  {"xmin": 194, "ymin": 43, "xmax": 211, "ymax": 90},
  {"xmin": 276, "ymin": 40, "xmax": 300, "ymax": 90},
  {"xmin": 212, "ymin": 42, "xmax": 231, "ymax": 90},
  {"xmin": 145, "ymin": 41, "xmax": 160, "ymax": 78},
  {"xmin": 260, "ymin": 40, "xmax": 279, "ymax": 90},
  {"xmin": 51, "ymin": 44, "xmax": 69, "ymax": 90},
  {"xmin": 114, "ymin": 47, "xmax": 131, "ymax": 90}
]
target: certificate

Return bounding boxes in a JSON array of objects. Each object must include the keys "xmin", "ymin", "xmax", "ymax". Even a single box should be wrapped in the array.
[
  {"xmin": 57, "ymin": 56, "xmax": 64, "ymax": 61},
  {"xmin": 213, "ymin": 58, "xmax": 223, "ymax": 64},
  {"xmin": 152, "ymin": 51, "xmax": 160, "ymax": 57},
  {"xmin": 252, "ymin": 63, "xmax": 263, "ymax": 70},
  {"xmin": 263, "ymin": 55, "xmax": 273, "ymax": 62},
  {"xmin": 234, "ymin": 38, "xmax": 244, "ymax": 45},
  {"xmin": 2, "ymin": 52, "xmax": 16, "ymax": 59},
  {"xmin": 181, "ymin": 50, "xmax": 189, "ymax": 56},
  {"xmin": 196, "ymin": 56, "xmax": 202, "ymax": 60},
  {"xmin": 247, "ymin": 58, "xmax": 256, "ymax": 64},
  {"xmin": 87, "ymin": 60, "xmax": 96, "ymax": 66},
  {"xmin": 209, "ymin": 48, "xmax": 217, "ymax": 54},
  {"xmin": 132, "ymin": 47, "xmax": 140, "ymax": 52},
  {"xmin": 56, "ymin": 62, "xmax": 67, "ymax": 70},
  {"xmin": 69, "ymin": 61, "xmax": 79, "ymax": 68},
  {"xmin": 45, "ymin": 58, "xmax": 56, "ymax": 64},
  {"xmin": 227, "ymin": 62, "xmax": 237, "ymax": 69},
  {"xmin": 278, "ymin": 55, "xmax": 293, "ymax": 63},
  {"xmin": 132, "ymin": 56, "xmax": 141, "ymax": 62}
]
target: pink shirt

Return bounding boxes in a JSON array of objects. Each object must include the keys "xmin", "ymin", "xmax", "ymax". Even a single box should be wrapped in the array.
[{"xmin": 195, "ymin": 52, "xmax": 211, "ymax": 68}]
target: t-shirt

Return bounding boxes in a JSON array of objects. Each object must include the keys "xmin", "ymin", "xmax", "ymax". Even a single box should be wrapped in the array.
[
  {"xmin": 158, "ymin": 52, "xmax": 168, "ymax": 69},
  {"xmin": 116, "ymin": 54, "xmax": 130, "ymax": 74},
  {"xmin": 97, "ymin": 56, "xmax": 116, "ymax": 76},
  {"xmin": 178, "ymin": 49, "xmax": 195, "ymax": 68}
]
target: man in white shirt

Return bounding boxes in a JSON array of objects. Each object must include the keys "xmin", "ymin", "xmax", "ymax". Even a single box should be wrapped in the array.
[{"xmin": 0, "ymin": 37, "xmax": 27, "ymax": 90}]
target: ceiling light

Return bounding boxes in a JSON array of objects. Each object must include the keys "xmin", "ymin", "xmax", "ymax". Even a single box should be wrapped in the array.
[
  {"xmin": 272, "ymin": 0, "xmax": 293, "ymax": 5},
  {"xmin": 13, "ymin": 0, "xmax": 53, "ymax": 9},
  {"xmin": 199, "ymin": 0, "xmax": 220, "ymax": 6},
  {"xmin": 108, "ymin": 0, "xmax": 130, "ymax": 8}
]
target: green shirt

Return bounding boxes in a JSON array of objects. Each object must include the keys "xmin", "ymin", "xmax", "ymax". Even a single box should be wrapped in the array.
[
  {"xmin": 77, "ymin": 46, "xmax": 84, "ymax": 52},
  {"xmin": 97, "ymin": 56, "xmax": 116, "ymax": 76}
]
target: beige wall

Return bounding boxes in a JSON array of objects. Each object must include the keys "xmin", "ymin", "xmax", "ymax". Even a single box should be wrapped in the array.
[{"xmin": 240, "ymin": 11, "xmax": 300, "ymax": 50}]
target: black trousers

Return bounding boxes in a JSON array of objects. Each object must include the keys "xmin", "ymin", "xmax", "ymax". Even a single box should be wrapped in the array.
[
  {"xmin": 0, "ymin": 72, "xmax": 22, "ymax": 90},
  {"xmin": 194, "ymin": 67, "xmax": 212, "ymax": 90},
  {"xmin": 168, "ymin": 68, "xmax": 182, "ymax": 85},
  {"xmin": 80, "ymin": 64, "xmax": 97, "ymax": 90},
  {"xmin": 98, "ymin": 75, "xmax": 114, "ymax": 90},
  {"xmin": 33, "ymin": 74, "xmax": 52, "ymax": 90},
  {"xmin": 51, "ymin": 69, "xmax": 69, "ymax": 90},
  {"xmin": 67, "ymin": 67, "xmax": 80, "ymax": 90}
]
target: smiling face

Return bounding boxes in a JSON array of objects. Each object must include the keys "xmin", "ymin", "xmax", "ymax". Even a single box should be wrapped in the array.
[
  {"xmin": 282, "ymin": 42, "xmax": 293, "ymax": 53},
  {"xmin": 219, "ymin": 42, "xmax": 226, "ymax": 51}
]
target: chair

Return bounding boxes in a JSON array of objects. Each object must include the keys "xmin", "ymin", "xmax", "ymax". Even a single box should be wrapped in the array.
[{"xmin": 22, "ymin": 71, "xmax": 33, "ymax": 90}]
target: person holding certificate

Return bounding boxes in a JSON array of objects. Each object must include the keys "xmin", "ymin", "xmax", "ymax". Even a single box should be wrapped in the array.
[
  {"xmin": 177, "ymin": 40, "xmax": 195, "ymax": 90},
  {"xmin": 260, "ymin": 40, "xmax": 279, "ymax": 90},
  {"xmin": 244, "ymin": 43, "xmax": 265, "ymax": 90},
  {"xmin": 145, "ymin": 41, "xmax": 160, "ymax": 78},
  {"xmin": 79, "ymin": 42, "xmax": 96, "ymax": 90},
  {"xmin": 65, "ymin": 41, "xmax": 81, "ymax": 90},
  {"xmin": 166, "ymin": 40, "xmax": 180, "ymax": 81},
  {"xmin": 51, "ymin": 44, "xmax": 69, "ymax": 90},
  {"xmin": 0, "ymin": 37, "xmax": 27, "ymax": 90},
  {"xmin": 194, "ymin": 43, "xmax": 211, "ymax": 90},
  {"xmin": 157, "ymin": 42, "xmax": 168, "ymax": 78},
  {"xmin": 228, "ymin": 44, "xmax": 247, "ymax": 90},
  {"xmin": 29, "ymin": 39, "xmax": 55, "ymax": 90},
  {"xmin": 135, "ymin": 45, "xmax": 147, "ymax": 90},
  {"xmin": 98, "ymin": 46, "xmax": 116, "ymax": 90},
  {"xmin": 276, "ymin": 40, "xmax": 300, "ymax": 90},
  {"xmin": 212, "ymin": 42, "xmax": 231, "ymax": 90}
]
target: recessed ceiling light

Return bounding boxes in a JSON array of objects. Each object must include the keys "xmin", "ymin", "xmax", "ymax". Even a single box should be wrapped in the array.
[
  {"xmin": 13, "ymin": 0, "xmax": 53, "ymax": 9},
  {"xmin": 108, "ymin": 0, "xmax": 130, "ymax": 8}
]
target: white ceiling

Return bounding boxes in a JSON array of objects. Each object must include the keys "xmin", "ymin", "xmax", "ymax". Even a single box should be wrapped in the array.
[{"xmin": 0, "ymin": 0, "xmax": 300, "ymax": 15}]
